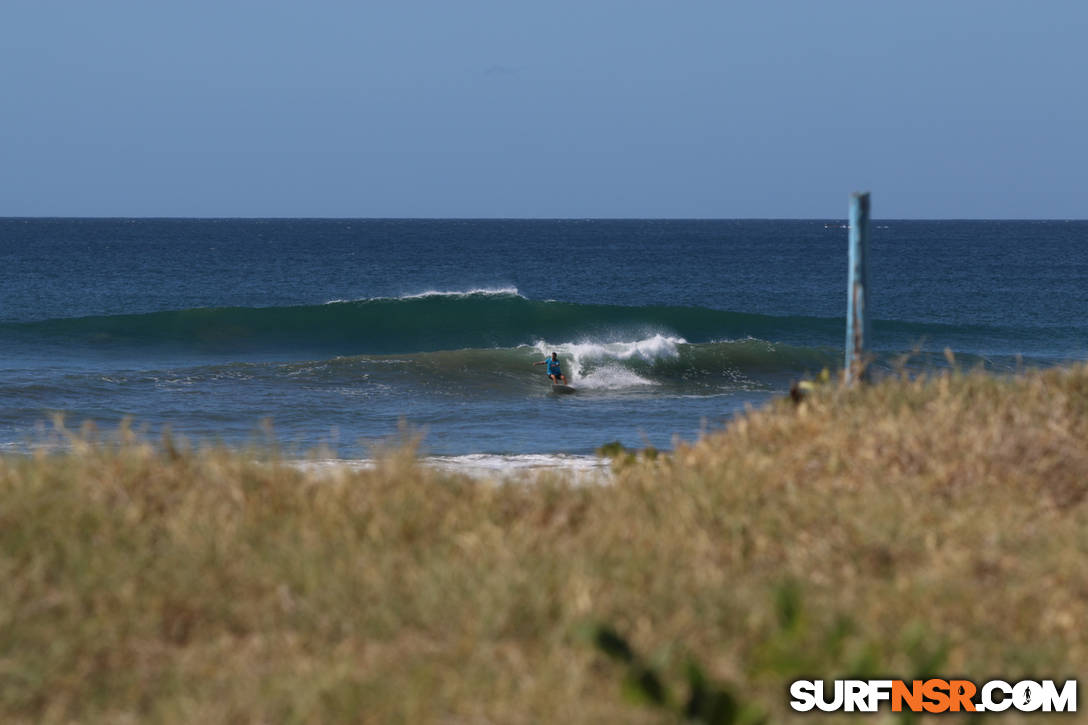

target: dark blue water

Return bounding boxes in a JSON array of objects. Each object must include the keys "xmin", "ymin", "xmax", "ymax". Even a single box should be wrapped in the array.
[{"xmin": 2, "ymin": 219, "xmax": 1086, "ymax": 459}]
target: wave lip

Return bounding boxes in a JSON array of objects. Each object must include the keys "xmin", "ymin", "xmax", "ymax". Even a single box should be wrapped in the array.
[
  {"xmin": 324, "ymin": 287, "xmax": 522, "ymax": 305},
  {"xmin": 396, "ymin": 286, "xmax": 522, "ymax": 300}
]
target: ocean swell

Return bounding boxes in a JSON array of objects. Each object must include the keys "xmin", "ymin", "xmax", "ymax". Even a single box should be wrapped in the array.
[{"xmin": 0, "ymin": 290, "xmax": 1061, "ymax": 358}]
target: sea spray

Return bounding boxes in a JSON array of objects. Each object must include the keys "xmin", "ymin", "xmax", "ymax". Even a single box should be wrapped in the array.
[{"xmin": 531, "ymin": 335, "xmax": 685, "ymax": 389}]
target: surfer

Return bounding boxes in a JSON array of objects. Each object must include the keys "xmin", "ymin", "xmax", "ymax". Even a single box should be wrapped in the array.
[{"xmin": 534, "ymin": 352, "xmax": 568, "ymax": 385}]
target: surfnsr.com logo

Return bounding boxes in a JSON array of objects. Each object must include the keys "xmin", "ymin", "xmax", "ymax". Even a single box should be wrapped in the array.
[{"xmin": 789, "ymin": 679, "xmax": 1077, "ymax": 713}]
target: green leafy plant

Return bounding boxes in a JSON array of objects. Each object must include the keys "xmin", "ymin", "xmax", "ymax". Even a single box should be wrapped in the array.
[{"xmin": 588, "ymin": 624, "xmax": 766, "ymax": 724}]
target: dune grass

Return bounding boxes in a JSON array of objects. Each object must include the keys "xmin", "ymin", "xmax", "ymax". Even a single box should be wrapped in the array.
[{"xmin": 1, "ymin": 366, "xmax": 1087, "ymax": 723}]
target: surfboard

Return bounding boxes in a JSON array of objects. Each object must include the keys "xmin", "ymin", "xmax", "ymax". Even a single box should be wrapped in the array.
[{"xmin": 550, "ymin": 384, "xmax": 576, "ymax": 394}]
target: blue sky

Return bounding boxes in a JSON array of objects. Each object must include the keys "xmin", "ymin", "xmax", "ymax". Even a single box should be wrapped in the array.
[{"xmin": 2, "ymin": 1, "xmax": 1085, "ymax": 218}]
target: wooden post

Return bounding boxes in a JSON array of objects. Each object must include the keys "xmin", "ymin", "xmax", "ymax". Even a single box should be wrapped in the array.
[{"xmin": 845, "ymin": 192, "xmax": 871, "ymax": 383}]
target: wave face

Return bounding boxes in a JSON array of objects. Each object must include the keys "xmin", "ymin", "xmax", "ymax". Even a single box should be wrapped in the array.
[
  {"xmin": 3, "ymin": 289, "xmax": 1061, "ymax": 360},
  {"xmin": 1, "ymin": 291, "xmax": 826, "ymax": 354}
]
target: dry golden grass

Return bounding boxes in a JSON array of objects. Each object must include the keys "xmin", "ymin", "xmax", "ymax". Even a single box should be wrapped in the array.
[{"xmin": 1, "ymin": 366, "xmax": 1087, "ymax": 723}]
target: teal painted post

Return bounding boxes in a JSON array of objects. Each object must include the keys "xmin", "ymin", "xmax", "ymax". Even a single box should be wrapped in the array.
[{"xmin": 845, "ymin": 192, "xmax": 872, "ymax": 383}]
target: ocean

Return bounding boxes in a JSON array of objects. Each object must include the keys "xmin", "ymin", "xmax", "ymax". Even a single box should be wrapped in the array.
[{"xmin": 2, "ymin": 219, "xmax": 1086, "ymax": 466}]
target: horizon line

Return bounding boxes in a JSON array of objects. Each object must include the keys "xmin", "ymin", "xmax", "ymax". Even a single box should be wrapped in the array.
[{"xmin": 2, "ymin": 215, "xmax": 1086, "ymax": 222}]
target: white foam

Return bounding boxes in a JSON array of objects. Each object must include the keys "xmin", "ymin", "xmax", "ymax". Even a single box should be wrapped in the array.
[
  {"xmin": 532, "ymin": 334, "xmax": 686, "ymax": 389},
  {"xmin": 324, "ymin": 287, "xmax": 522, "ymax": 305},
  {"xmin": 398, "ymin": 286, "xmax": 522, "ymax": 299},
  {"xmin": 426, "ymin": 453, "xmax": 606, "ymax": 475},
  {"xmin": 293, "ymin": 453, "xmax": 611, "ymax": 484},
  {"xmin": 577, "ymin": 366, "xmax": 654, "ymax": 390}
]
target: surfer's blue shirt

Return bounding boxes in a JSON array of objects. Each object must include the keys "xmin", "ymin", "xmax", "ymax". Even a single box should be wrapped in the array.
[{"xmin": 547, "ymin": 359, "xmax": 562, "ymax": 375}]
